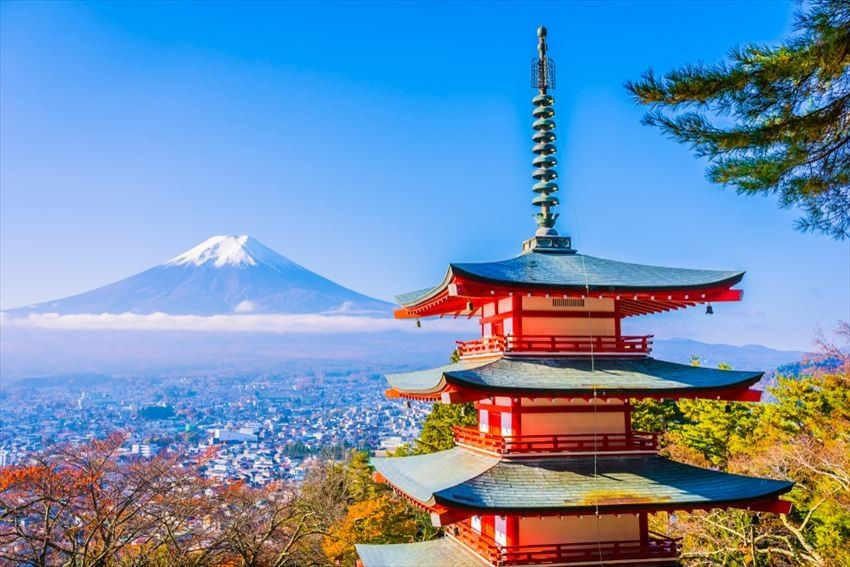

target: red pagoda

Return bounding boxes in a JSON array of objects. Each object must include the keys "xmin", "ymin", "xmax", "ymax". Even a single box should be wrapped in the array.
[{"xmin": 356, "ymin": 27, "xmax": 793, "ymax": 567}]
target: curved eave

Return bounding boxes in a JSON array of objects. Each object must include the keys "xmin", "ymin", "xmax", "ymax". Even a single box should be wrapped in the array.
[
  {"xmin": 372, "ymin": 448, "xmax": 499, "ymax": 505},
  {"xmin": 385, "ymin": 357, "xmax": 763, "ymax": 401},
  {"xmin": 386, "ymin": 359, "xmax": 491, "ymax": 397},
  {"xmin": 375, "ymin": 449, "xmax": 794, "ymax": 516},
  {"xmin": 451, "ymin": 262, "xmax": 744, "ymax": 294},
  {"xmin": 357, "ymin": 539, "xmax": 487, "ymax": 567},
  {"xmin": 394, "ymin": 268, "xmax": 455, "ymax": 312},
  {"xmin": 394, "ymin": 253, "xmax": 745, "ymax": 318}
]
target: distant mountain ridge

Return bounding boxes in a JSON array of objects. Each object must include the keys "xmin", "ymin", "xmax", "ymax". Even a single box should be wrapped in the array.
[
  {"xmin": 5, "ymin": 235, "xmax": 392, "ymax": 316},
  {"xmin": 652, "ymin": 337, "xmax": 807, "ymax": 372}
]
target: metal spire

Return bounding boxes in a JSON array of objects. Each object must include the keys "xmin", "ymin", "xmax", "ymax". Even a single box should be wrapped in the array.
[
  {"xmin": 522, "ymin": 26, "xmax": 573, "ymax": 254},
  {"xmin": 531, "ymin": 25, "xmax": 559, "ymax": 236}
]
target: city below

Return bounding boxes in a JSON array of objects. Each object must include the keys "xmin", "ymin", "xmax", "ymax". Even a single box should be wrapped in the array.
[{"xmin": 0, "ymin": 364, "xmax": 430, "ymax": 485}]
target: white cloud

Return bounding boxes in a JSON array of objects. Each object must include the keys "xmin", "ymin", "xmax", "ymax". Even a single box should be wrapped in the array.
[
  {"xmin": 234, "ymin": 300, "xmax": 256, "ymax": 313},
  {"xmin": 0, "ymin": 312, "xmax": 474, "ymax": 334}
]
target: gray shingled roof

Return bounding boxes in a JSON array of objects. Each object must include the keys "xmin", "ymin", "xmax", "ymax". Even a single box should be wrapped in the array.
[
  {"xmin": 386, "ymin": 357, "xmax": 763, "ymax": 396},
  {"xmin": 375, "ymin": 448, "xmax": 498, "ymax": 503},
  {"xmin": 356, "ymin": 539, "xmax": 486, "ymax": 567},
  {"xmin": 374, "ymin": 448, "xmax": 792, "ymax": 513},
  {"xmin": 397, "ymin": 251, "xmax": 744, "ymax": 306}
]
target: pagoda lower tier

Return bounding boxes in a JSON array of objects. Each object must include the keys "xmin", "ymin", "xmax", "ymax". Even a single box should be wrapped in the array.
[
  {"xmin": 372, "ymin": 449, "xmax": 793, "ymax": 520},
  {"xmin": 357, "ymin": 449, "xmax": 793, "ymax": 567},
  {"xmin": 357, "ymin": 533, "xmax": 678, "ymax": 567}
]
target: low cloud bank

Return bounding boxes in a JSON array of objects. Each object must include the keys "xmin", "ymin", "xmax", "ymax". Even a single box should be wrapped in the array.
[{"xmin": 0, "ymin": 312, "xmax": 472, "ymax": 334}]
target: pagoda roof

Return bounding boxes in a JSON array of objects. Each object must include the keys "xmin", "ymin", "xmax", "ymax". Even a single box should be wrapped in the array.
[
  {"xmin": 396, "ymin": 251, "xmax": 744, "ymax": 308},
  {"xmin": 374, "ymin": 448, "xmax": 793, "ymax": 514},
  {"xmin": 387, "ymin": 356, "xmax": 762, "ymax": 400},
  {"xmin": 356, "ymin": 538, "xmax": 486, "ymax": 567}
]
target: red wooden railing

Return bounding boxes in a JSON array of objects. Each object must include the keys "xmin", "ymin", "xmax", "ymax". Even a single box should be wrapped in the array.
[
  {"xmin": 451, "ymin": 520, "xmax": 679, "ymax": 565},
  {"xmin": 456, "ymin": 334, "xmax": 653, "ymax": 357},
  {"xmin": 453, "ymin": 426, "xmax": 659, "ymax": 455}
]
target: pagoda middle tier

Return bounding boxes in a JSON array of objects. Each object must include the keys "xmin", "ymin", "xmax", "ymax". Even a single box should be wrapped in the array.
[{"xmin": 386, "ymin": 357, "xmax": 765, "ymax": 403}]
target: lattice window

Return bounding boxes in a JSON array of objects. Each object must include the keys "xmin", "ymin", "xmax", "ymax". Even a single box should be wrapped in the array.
[{"xmin": 552, "ymin": 298, "xmax": 585, "ymax": 308}]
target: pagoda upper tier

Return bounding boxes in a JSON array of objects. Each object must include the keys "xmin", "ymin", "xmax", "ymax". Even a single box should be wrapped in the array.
[{"xmin": 395, "ymin": 249, "xmax": 744, "ymax": 319}]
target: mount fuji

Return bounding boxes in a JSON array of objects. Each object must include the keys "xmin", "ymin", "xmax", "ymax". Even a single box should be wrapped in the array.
[{"xmin": 5, "ymin": 235, "xmax": 392, "ymax": 316}]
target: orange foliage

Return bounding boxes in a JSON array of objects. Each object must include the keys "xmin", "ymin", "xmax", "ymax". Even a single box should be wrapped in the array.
[
  {"xmin": 323, "ymin": 494, "xmax": 419, "ymax": 564},
  {"xmin": 0, "ymin": 436, "xmax": 328, "ymax": 566}
]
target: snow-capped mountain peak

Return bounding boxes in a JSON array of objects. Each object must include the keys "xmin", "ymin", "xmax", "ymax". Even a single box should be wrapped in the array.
[
  {"xmin": 166, "ymin": 235, "xmax": 280, "ymax": 268},
  {"xmin": 6, "ymin": 235, "xmax": 392, "ymax": 316}
]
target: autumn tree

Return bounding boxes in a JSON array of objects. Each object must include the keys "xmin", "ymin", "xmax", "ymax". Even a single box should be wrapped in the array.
[
  {"xmin": 628, "ymin": 0, "xmax": 850, "ymax": 239},
  {"xmin": 323, "ymin": 494, "xmax": 431, "ymax": 565},
  {"xmin": 0, "ymin": 436, "xmax": 361, "ymax": 567},
  {"xmin": 0, "ymin": 432, "xmax": 210, "ymax": 566},
  {"xmin": 654, "ymin": 324, "xmax": 850, "ymax": 565},
  {"xmin": 311, "ymin": 450, "xmax": 437, "ymax": 565}
]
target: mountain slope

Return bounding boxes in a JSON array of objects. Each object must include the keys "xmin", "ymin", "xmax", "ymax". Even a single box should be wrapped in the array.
[{"xmin": 6, "ymin": 235, "xmax": 392, "ymax": 316}]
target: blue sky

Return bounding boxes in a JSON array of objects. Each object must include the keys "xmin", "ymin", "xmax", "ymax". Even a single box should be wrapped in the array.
[{"xmin": 1, "ymin": 1, "xmax": 847, "ymax": 350}]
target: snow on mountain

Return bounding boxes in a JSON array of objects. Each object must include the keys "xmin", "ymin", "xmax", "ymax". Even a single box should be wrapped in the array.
[
  {"xmin": 5, "ymin": 235, "xmax": 392, "ymax": 316},
  {"xmin": 167, "ymin": 235, "xmax": 292, "ymax": 269}
]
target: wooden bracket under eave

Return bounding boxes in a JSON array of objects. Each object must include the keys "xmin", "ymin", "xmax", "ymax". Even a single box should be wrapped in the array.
[
  {"xmin": 732, "ymin": 388, "xmax": 763, "ymax": 402},
  {"xmin": 441, "ymin": 387, "xmax": 486, "ymax": 404},
  {"xmin": 430, "ymin": 505, "xmax": 473, "ymax": 527},
  {"xmin": 743, "ymin": 498, "xmax": 793, "ymax": 515}
]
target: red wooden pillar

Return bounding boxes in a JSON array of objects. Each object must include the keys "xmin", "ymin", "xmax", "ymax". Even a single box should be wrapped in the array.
[
  {"xmin": 490, "ymin": 411, "xmax": 501, "ymax": 436},
  {"xmin": 639, "ymin": 512, "xmax": 649, "ymax": 546},
  {"xmin": 624, "ymin": 400, "xmax": 633, "ymax": 436},
  {"xmin": 614, "ymin": 301, "xmax": 622, "ymax": 341},
  {"xmin": 506, "ymin": 515, "xmax": 519, "ymax": 547},
  {"xmin": 482, "ymin": 515, "xmax": 496, "ymax": 541},
  {"xmin": 511, "ymin": 397, "xmax": 522, "ymax": 437},
  {"xmin": 512, "ymin": 294, "xmax": 523, "ymax": 338}
]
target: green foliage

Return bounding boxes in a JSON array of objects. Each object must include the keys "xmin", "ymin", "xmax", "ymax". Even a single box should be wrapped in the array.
[
  {"xmin": 759, "ymin": 371, "xmax": 850, "ymax": 440},
  {"xmin": 389, "ymin": 443, "xmax": 415, "ymax": 457},
  {"xmin": 631, "ymin": 398, "xmax": 683, "ymax": 434},
  {"xmin": 414, "ymin": 402, "xmax": 477, "ymax": 454},
  {"xmin": 634, "ymin": 362, "xmax": 762, "ymax": 467},
  {"xmin": 406, "ymin": 348, "xmax": 478, "ymax": 455},
  {"xmin": 673, "ymin": 399, "xmax": 763, "ymax": 468},
  {"xmin": 653, "ymin": 364, "xmax": 850, "ymax": 565},
  {"xmin": 345, "ymin": 450, "xmax": 384, "ymax": 502},
  {"xmin": 753, "ymin": 371, "xmax": 850, "ymax": 561},
  {"xmin": 627, "ymin": 0, "xmax": 850, "ymax": 239}
]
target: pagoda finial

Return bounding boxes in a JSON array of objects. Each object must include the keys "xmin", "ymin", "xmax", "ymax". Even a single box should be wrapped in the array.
[
  {"xmin": 535, "ymin": 26, "xmax": 552, "ymax": 93},
  {"xmin": 530, "ymin": 26, "xmax": 561, "ymax": 238},
  {"xmin": 523, "ymin": 27, "xmax": 572, "ymax": 253}
]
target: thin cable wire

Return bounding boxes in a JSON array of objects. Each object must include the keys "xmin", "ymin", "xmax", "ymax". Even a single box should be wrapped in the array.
[
  {"xmin": 566, "ymin": 116, "xmax": 605, "ymax": 566},
  {"xmin": 569, "ymin": 182, "xmax": 604, "ymax": 565}
]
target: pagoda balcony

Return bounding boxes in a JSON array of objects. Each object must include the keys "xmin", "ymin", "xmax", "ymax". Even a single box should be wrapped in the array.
[
  {"xmin": 453, "ymin": 426, "xmax": 659, "ymax": 455},
  {"xmin": 450, "ymin": 520, "xmax": 679, "ymax": 566},
  {"xmin": 456, "ymin": 334, "xmax": 653, "ymax": 358}
]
